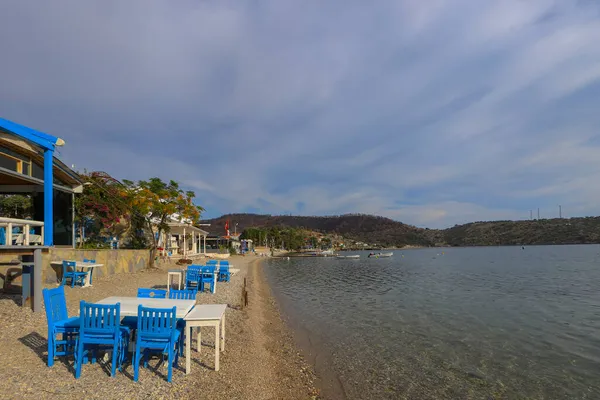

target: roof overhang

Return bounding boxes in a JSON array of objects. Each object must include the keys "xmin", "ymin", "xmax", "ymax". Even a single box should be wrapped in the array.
[
  {"xmin": 166, "ymin": 222, "xmax": 209, "ymax": 235},
  {"xmin": 0, "ymin": 117, "xmax": 63, "ymax": 150},
  {"xmin": 0, "ymin": 166, "xmax": 80, "ymax": 193}
]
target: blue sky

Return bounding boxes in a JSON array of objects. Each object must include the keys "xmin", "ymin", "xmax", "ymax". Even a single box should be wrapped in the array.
[{"xmin": 1, "ymin": 1, "xmax": 600, "ymax": 228}]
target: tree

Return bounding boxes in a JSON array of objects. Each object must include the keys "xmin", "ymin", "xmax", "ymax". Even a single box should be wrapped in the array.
[
  {"xmin": 123, "ymin": 178, "xmax": 204, "ymax": 267},
  {"xmin": 0, "ymin": 194, "xmax": 33, "ymax": 219},
  {"xmin": 74, "ymin": 171, "xmax": 131, "ymax": 248}
]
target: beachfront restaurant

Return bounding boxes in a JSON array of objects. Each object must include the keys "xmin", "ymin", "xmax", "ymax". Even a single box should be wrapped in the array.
[
  {"xmin": 0, "ymin": 117, "xmax": 83, "ymax": 311},
  {"xmin": 156, "ymin": 216, "xmax": 209, "ymax": 258}
]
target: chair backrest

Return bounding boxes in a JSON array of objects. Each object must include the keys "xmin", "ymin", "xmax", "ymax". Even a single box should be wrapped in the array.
[
  {"xmin": 42, "ymin": 286, "xmax": 68, "ymax": 326},
  {"xmin": 218, "ymin": 265, "xmax": 230, "ymax": 273},
  {"xmin": 79, "ymin": 301, "xmax": 121, "ymax": 337},
  {"xmin": 137, "ymin": 305, "xmax": 177, "ymax": 341},
  {"xmin": 168, "ymin": 289, "xmax": 198, "ymax": 300},
  {"xmin": 219, "ymin": 260, "xmax": 229, "ymax": 266},
  {"xmin": 83, "ymin": 258, "xmax": 96, "ymax": 263},
  {"xmin": 137, "ymin": 288, "xmax": 167, "ymax": 298},
  {"xmin": 62, "ymin": 260, "xmax": 76, "ymax": 274},
  {"xmin": 201, "ymin": 266, "xmax": 215, "ymax": 275},
  {"xmin": 206, "ymin": 260, "xmax": 217, "ymax": 266}
]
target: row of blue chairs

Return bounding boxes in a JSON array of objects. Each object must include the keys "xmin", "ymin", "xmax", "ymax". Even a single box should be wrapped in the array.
[
  {"xmin": 43, "ymin": 286, "xmax": 198, "ymax": 382},
  {"xmin": 184, "ymin": 262, "xmax": 230, "ymax": 292}
]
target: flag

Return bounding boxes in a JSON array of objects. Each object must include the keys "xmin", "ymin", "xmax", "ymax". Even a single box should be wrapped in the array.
[{"xmin": 225, "ymin": 220, "xmax": 230, "ymax": 237}]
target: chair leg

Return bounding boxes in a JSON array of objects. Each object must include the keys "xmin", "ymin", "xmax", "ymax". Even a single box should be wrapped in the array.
[
  {"xmin": 110, "ymin": 342, "xmax": 118, "ymax": 377},
  {"xmin": 133, "ymin": 346, "xmax": 140, "ymax": 382},
  {"xmin": 75, "ymin": 340, "xmax": 83, "ymax": 378},
  {"xmin": 167, "ymin": 347, "xmax": 173, "ymax": 382},
  {"xmin": 47, "ymin": 333, "xmax": 55, "ymax": 367}
]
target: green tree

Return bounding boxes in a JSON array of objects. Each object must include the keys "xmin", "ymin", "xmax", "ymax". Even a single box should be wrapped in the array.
[
  {"xmin": 123, "ymin": 178, "xmax": 204, "ymax": 267},
  {"xmin": 0, "ymin": 194, "xmax": 33, "ymax": 219}
]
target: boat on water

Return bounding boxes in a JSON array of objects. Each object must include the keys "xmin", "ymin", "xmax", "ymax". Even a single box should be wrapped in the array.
[
  {"xmin": 336, "ymin": 255, "xmax": 360, "ymax": 259},
  {"xmin": 368, "ymin": 252, "xmax": 393, "ymax": 258}
]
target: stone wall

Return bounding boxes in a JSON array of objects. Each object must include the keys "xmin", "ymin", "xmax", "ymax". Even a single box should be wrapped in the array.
[{"xmin": 46, "ymin": 248, "xmax": 151, "ymax": 284}]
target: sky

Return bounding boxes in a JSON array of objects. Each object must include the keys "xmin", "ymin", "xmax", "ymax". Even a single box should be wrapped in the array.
[{"xmin": 1, "ymin": 1, "xmax": 600, "ymax": 228}]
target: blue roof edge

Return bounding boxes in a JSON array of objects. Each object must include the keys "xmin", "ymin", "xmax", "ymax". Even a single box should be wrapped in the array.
[{"xmin": 0, "ymin": 117, "xmax": 59, "ymax": 150}]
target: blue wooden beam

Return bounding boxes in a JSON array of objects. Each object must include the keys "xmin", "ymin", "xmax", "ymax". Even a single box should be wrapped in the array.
[{"xmin": 43, "ymin": 149, "xmax": 54, "ymax": 246}]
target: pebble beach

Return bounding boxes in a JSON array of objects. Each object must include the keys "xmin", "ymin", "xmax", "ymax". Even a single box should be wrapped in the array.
[{"xmin": 0, "ymin": 256, "xmax": 320, "ymax": 400}]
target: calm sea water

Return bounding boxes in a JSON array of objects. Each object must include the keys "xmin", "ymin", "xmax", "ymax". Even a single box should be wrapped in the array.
[{"xmin": 265, "ymin": 245, "xmax": 600, "ymax": 400}]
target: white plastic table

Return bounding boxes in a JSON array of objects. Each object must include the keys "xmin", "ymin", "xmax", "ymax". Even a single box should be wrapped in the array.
[
  {"xmin": 95, "ymin": 296, "xmax": 196, "ymax": 318},
  {"xmin": 184, "ymin": 304, "xmax": 227, "ymax": 372},
  {"xmin": 51, "ymin": 261, "xmax": 105, "ymax": 287}
]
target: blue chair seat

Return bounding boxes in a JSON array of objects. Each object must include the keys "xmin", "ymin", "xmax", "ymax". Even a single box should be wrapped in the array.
[{"xmin": 54, "ymin": 316, "xmax": 80, "ymax": 330}]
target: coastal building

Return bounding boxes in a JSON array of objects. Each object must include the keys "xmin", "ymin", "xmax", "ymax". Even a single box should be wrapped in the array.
[
  {"xmin": 156, "ymin": 214, "xmax": 209, "ymax": 257},
  {"xmin": 0, "ymin": 117, "xmax": 83, "ymax": 247}
]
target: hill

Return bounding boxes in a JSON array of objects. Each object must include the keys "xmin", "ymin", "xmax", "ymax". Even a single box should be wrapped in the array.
[
  {"xmin": 202, "ymin": 213, "xmax": 436, "ymax": 247},
  {"xmin": 202, "ymin": 213, "xmax": 600, "ymax": 248}
]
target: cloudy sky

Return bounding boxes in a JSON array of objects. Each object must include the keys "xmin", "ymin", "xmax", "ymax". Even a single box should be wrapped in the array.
[{"xmin": 1, "ymin": 1, "xmax": 599, "ymax": 228}]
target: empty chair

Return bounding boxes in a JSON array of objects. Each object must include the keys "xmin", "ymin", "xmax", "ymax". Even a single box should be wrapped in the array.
[
  {"xmin": 168, "ymin": 289, "xmax": 198, "ymax": 300},
  {"xmin": 200, "ymin": 266, "xmax": 216, "ymax": 292},
  {"xmin": 61, "ymin": 260, "xmax": 88, "ymax": 288},
  {"xmin": 217, "ymin": 263, "xmax": 230, "ymax": 282},
  {"xmin": 133, "ymin": 305, "xmax": 180, "ymax": 382},
  {"xmin": 137, "ymin": 288, "xmax": 167, "ymax": 298},
  {"xmin": 42, "ymin": 286, "xmax": 79, "ymax": 367},
  {"xmin": 206, "ymin": 259, "xmax": 218, "ymax": 266},
  {"xmin": 218, "ymin": 260, "xmax": 229, "ymax": 266},
  {"xmin": 75, "ymin": 301, "xmax": 130, "ymax": 379},
  {"xmin": 184, "ymin": 265, "xmax": 202, "ymax": 290}
]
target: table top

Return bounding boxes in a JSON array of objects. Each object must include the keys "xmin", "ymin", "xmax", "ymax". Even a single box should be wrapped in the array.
[
  {"xmin": 51, "ymin": 261, "xmax": 104, "ymax": 268},
  {"xmin": 96, "ymin": 296, "xmax": 196, "ymax": 318},
  {"xmin": 185, "ymin": 304, "xmax": 227, "ymax": 321}
]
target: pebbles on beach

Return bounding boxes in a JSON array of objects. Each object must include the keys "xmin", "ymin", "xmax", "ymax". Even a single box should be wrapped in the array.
[{"xmin": 0, "ymin": 256, "xmax": 319, "ymax": 400}]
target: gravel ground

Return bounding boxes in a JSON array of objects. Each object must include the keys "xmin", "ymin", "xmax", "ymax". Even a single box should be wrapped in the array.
[{"xmin": 0, "ymin": 255, "xmax": 320, "ymax": 400}]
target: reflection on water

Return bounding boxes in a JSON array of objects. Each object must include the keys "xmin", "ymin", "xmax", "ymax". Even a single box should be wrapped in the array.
[{"xmin": 266, "ymin": 245, "xmax": 600, "ymax": 400}]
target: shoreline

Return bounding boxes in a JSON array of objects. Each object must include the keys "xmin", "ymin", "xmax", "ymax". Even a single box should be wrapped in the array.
[{"xmin": 260, "ymin": 258, "xmax": 348, "ymax": 400}]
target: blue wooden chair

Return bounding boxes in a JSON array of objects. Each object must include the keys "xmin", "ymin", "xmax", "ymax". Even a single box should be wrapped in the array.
[
  {"xmin": 206, "ymin": 259, "xmax": 218, "ymax": 266},
  {"xmin": 168, "ymin": 289, "xmax": 198, "ymax": 354},
  {"xmin": 134, "ymin": 305, "xmax": 180, "ymax": 382},
  {"xmin": 218, "ymin": 261, "xmax": 230, "ymax": 282},
  {"xmin": 61, "ymin": 260, "xmax": 88, "ymax": 288},
  {"xmin": 168, "ymin": 289, "xmax": 198, "ymax": 300},
  {"xmin": 42, "ymin": 286, "xmax": 79, "ymax": 367},
  {"xmin": 184, "ymin": 265, "xmax": 202, "ymax": 290},
  {"xmin": 200, "ymin": 266, "xmax": 216, "ymax": 292},
  {"xmin": 75, "ymin": 301, "xmax": 130, "ymax": 379},
  {"xmin": 137, "ymin": 288, "xmax": 167, "ymax": 298}
]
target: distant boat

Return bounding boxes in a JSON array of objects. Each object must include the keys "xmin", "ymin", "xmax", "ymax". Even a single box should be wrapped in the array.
[
  {"xmin": 336, "ymin": 255, "xmax": 360, "ymax": 259},
  {"xmin": 368, "ymin": 252, "xmax": 394, "ymax": 258}
]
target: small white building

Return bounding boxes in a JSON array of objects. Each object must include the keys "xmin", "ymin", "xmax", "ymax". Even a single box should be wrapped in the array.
[{"xmin": 156, "ymin": 214, "xmax": 209, "ymax": 257}]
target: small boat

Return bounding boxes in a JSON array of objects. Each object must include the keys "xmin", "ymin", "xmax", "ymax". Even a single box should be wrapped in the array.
[
  {"xmin": 336, "ymin": 255, "xmax": 360, "ymax": 259},
  {"xmin": 368, "ymin": 252, "xmax": 394, "ymax": 258}
]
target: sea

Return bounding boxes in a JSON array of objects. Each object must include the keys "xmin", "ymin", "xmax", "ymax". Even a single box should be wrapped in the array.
[{"xmin": 265, "ymin": 245, "xmax": 600, "ymax": 400}]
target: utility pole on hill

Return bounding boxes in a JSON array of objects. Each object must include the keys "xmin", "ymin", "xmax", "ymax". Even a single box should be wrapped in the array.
[
  {"xmin": 537, "ymin": 208, "xmax": 540, "ymax": 219},
  {"xmin": 559, "ymin": 205, "xmax": 562, "ymax": 218}
]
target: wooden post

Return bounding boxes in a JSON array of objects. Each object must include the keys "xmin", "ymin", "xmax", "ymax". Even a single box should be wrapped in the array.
[{"xmin": 24, "ymin": 224, "xmax": 30, "ymax": 246}]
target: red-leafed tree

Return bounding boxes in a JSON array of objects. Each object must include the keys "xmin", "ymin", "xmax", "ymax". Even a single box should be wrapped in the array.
[{"xmin": 74, "ymin": 171, "xmax": 131, "ymax": 248}]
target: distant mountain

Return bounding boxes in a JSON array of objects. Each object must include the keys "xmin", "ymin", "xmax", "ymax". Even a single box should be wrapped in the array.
[{"xmin": 202, "ymin": 213, "xmax": 600, "ymax": 248}]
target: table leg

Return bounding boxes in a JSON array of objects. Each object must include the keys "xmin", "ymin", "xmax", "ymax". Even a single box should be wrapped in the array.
[
  {"xmin": 212, "ymin": 273, "xmax": 217, "ymax": 294},
  {"xmin": 33, "ymin": 249, "xmax": 42, "ymax": 313},
  {"xmin": 221, "ymin": 315, "xmax": 225, "ymax": 351},
  {"xmin": 215, "ymin": 323, "xmax": 220, "ymax": 371},
  {"xmin": 185, "ymin": 324, "xmax": 191, "ymax": 374},
  {"xmin": 197, "ymin": 327, "xmax": 201, "ymax": 354},
  {"xmin": 82, "ymin": 268, "xmax": 92, "ymax": 288},
  {"xmin": 178, "ymin": 273, "xmax": 182, "ymax": 290}
]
